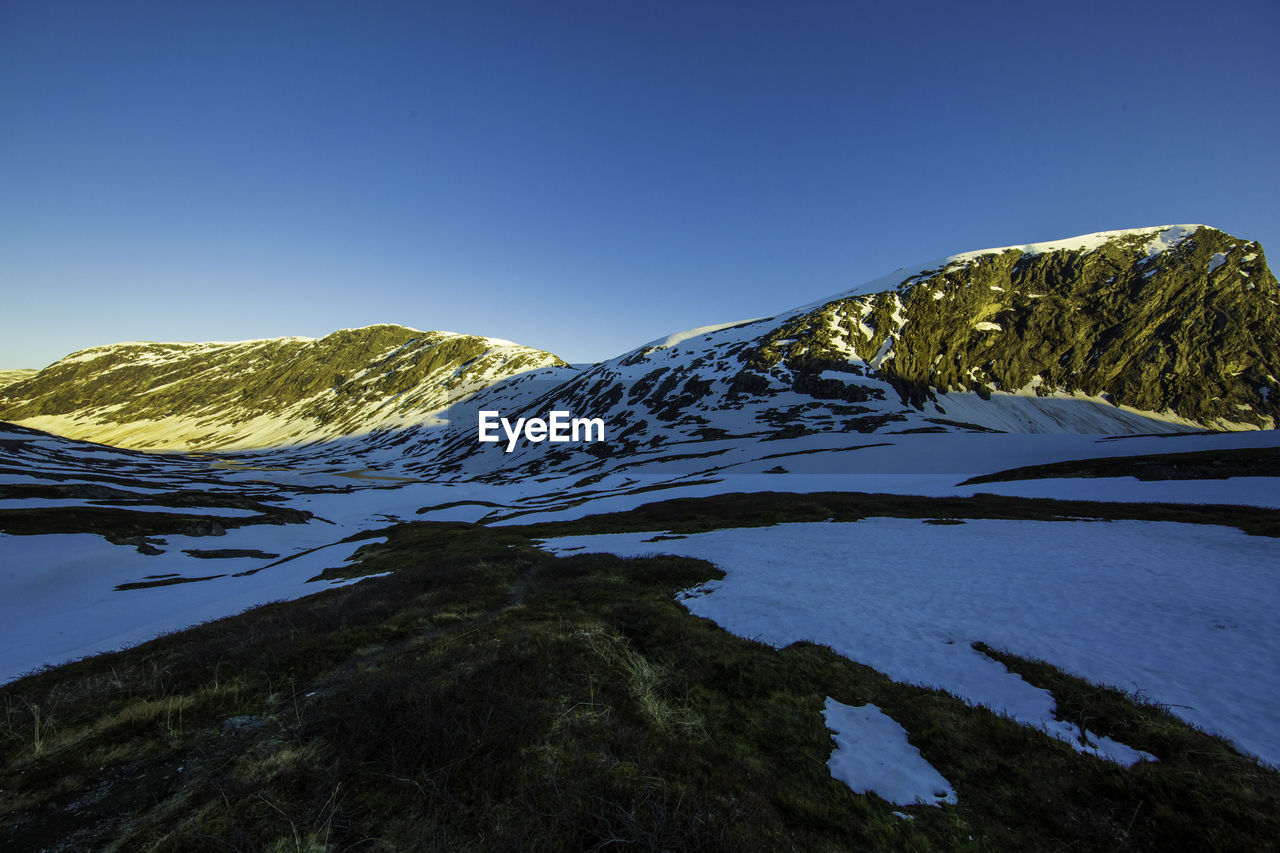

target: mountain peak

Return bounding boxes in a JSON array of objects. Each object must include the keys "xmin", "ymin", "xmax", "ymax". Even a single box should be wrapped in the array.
[
  {"xmin": 833, "ymin": 224, "xmax": 1211, "ymax": 302},
  {"xmin": 750, "ymin": 223, "xmax": 1276, "ymax": 428}
]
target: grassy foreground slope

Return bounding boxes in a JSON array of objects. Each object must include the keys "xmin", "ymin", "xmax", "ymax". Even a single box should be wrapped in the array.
[{"xmin": 3, "ymin": 495, "xmax": 1278, "ymax": 851}]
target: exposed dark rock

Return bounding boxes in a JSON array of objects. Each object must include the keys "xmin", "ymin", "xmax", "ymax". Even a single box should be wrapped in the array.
[
  {"xmin": 728, "ymin": 371, "xmax": 771, "ymax": 396},
  {"xmin": 744, "ymin": 227, "xmax": 1279, "ymax": 428},
  {"xmin": 846, "ymin": 414, "xmax": 908, "ymax": 433},
  {"xmin": 182, "ymin": 519, "xmax": 226, "ymax": 537}
]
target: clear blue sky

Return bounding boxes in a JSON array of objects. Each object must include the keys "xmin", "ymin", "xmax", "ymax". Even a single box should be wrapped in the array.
[{"xmin": 2, "ymin": 0, "xmax": 1277, "ymax": 368}]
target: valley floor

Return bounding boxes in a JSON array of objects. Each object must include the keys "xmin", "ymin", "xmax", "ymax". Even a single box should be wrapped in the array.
[{"xmin": 2, "ymin": 424, "xmax": 1279, "ymax": 849}]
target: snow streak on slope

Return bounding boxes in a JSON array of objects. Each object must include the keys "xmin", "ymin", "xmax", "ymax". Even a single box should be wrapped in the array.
[{"xmin": 538, "ymin": 519, "xmax": 1280, "ymax": 768}]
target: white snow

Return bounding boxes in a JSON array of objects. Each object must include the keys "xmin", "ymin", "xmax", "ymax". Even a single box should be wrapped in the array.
[
  {"xmin": 1209, "ymin": 253, "xmax": 1229, "ymax": 274},
  {"xmin": 427, "ymin": 330, "xmax": 523, "ymax": 349},
  {"xmin": 868, "ymin": 337, "xmax": 895, "ymax": 370},
  {"xmin": 823, "ymin": 698, "xmax": 957, "ymax": 806},
  {"xmin": 966, "ymin": 476, "xmax": 1280, "ymax": 508},
  {"xmin": 4, "ymin": 402, "xmax": 1279, "ymax": 812},
  {"xmin": 539, "ymin": 518, "xmax": 1280, "ymax": 766},
  {"xmin": 973, "ymin": 321, "xmax": 1002, "ymax": 332},
  {"xmin": 0, "ymin": 499, "xmax": 262, "ymax": 516},
  {"xmin": 926, "ymin": 388, "xmax": 1211, "ymax": 433},
  {"xmin": 643, "ymin": 319, "xmax": 770, "ymax": 351},
  {"xmin": 1138, "ymin": 225, "xmax": 1200, "ymax": 258},
  {"xmin": 471, "ymin": 429, "xmax": 1280, "ymax": 527},
  {"xmin": 0, "ymin": 531, "xmax": 388, "ymax": 682}
]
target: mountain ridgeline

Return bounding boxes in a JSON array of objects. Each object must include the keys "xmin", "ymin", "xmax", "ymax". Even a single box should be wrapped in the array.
[
  {"xmin": 429, "ymin": 225, "xmax": 1276, "ymax": 478},
  {"xmin": 1, "ymin": 226, "xmax": 1276, "ymax": 457},
  {"xmin": 0, "ymin": 370, "xmax": 37, "ymax": 390},
  {"xmin": 0, "ymin": 326, "xmax": 568, "ymax": 450},
  {"xmin": 743, "ymin": 224, "xmax": 1278, "ymax": 428}
]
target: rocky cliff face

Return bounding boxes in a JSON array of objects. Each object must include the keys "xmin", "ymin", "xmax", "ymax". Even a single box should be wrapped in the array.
[
  {"xmin": 0, "ymin": 325, "xmax": 569, "ymax": 450},
  {"xmin": 744, "ymin": 225, "xmax": 1278, "ymax": 429}
]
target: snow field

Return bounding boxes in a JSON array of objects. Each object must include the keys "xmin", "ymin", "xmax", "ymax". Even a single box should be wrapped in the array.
[
  {"xmin": 0, "ymin": 531, "xmax": 387, "ymax": 683},
  {"xmin": 538, "ymin": 517, "xmax": 1280, "ymax": 792}
]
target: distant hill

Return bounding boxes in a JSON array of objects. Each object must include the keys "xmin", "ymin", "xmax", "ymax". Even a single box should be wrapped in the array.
[
  {"xmin": 0, "ymin": 369, "xmax": 37, "ymax": 390},
  {"xmin": 0, "ymin": 326, "xmax": 569, "ymax": 450}
]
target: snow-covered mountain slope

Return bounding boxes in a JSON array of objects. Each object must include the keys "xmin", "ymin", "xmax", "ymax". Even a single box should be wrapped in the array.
[
  {"xmin": 596, "ymin": 224, "xmax": 1276, "ymax": 435},
  {"xmin": 0, "ymin": 370, "xmax": 37, "ymax": 390},
  {"xmin": 396, "ymin": 225, "xmax": 1278, "ymax": 482},
  {"xmin": 0, "ymin": 326, "xmax": 570, "ymax": 450}
]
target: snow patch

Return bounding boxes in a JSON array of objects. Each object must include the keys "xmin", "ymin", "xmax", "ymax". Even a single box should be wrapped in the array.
[
  {"xmin": 539, "ymin": 518, "xmax": 1280, "ymax": 766},
  {"xmin": 869, "ymin": 337, "xmax": 895, "ymax": 370},
  {"xmin": 0, "ymin": 533, "xmax": 390, "ymax": 683},
  {"xmin": 823, "ymin": 698, "xmax": 957, "ymax": 806},
  {"xmin": 644, "ymin": 319, "xmax": 769, "ymax": 351}
]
